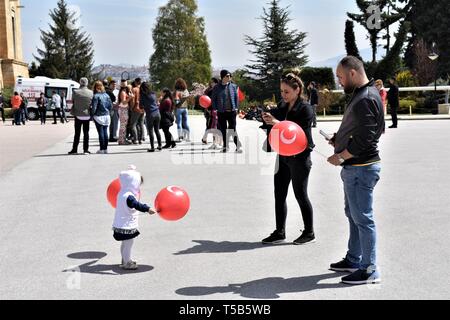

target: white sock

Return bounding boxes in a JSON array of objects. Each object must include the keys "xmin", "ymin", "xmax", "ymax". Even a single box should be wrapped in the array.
[{"xmin": 121, "ymin": 239, "xmax": 134, "ymax": 264}]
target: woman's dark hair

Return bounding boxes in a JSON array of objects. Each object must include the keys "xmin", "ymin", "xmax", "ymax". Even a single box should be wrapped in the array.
[
  {"xmin": 211, "ymin": 77, "xmax": 219, "ymax": 84},
  {"xmin": 174, "ymin": 78, "xmax": 188, "ymax": 91},
  {"xmin": 162, "ymin": 88, "xmax": 173, "ymax": 103},
  {"xmin": 281, "ymin": 70, "xmax": 307, "ymax": 101},
  {"xmin": 140, "ymin": 82, "xmax": 152, "ymax": 96},
  {"xmin": 118, "ymin": 86, "xmax": 130, "ymax": 104}
]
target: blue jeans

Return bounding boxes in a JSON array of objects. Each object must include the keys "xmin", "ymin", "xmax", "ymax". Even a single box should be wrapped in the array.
[
  {"xmin": 341, "ymin": 163, "xmax": 381, "ymax": 269},
  {"xmin": 94, "ymin": 121, "xmax": 109, "ymax": 151},
  {"xmin": 176, "ymin": 108, "xmax": 190, "ymax": 139}
]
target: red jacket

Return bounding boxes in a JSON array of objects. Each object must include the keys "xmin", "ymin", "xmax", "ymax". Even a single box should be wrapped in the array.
[{"xmin": 11, "ymin": 95, "xmax": 22, "ymax": 109}]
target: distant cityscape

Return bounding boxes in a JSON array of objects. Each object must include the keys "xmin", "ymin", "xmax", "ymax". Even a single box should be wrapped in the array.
[{"xmin": 91, "ymin": 64, "xmax": 150, "ymax": 82}]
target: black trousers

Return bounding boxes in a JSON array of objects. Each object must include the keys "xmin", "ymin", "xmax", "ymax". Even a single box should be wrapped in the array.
[
  {"xmin": 71, "ymin": 118, "xmax": 90, "ymax": 152},
  {"xmin": 274, "ymin": 154, "xmax": 314, "ymax": 234},
  {"xmin": 218, "ymin": 111, "xmax": 241, "ymax": 150},
  {"xmin": 162, "ymin": 127, "xmax": 175, "ymax": 146},
  {"xmin": 0, "ymin": 107, "xmax": 4, "ymax": 122},
  {"xmin": 38, "ymin": 108, "xmax": 47, "ymax": 124},
  {"xmin": 53, "ymin": 108, "xmax": 63, "ymax": 123},
  {"xmin": 391, "ymin": 106, "xmax": 398, "ymax": 127}
]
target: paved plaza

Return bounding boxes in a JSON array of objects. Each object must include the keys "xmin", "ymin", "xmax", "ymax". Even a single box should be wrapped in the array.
[{"xmin": 0, "ymin": 116, "xmax": 449, "ymax": 300}]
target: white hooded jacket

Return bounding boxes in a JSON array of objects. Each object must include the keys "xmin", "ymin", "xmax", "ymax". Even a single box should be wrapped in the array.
[{"xmin": 112, "ymin": 168, "xmax": 142, "ymax": 230}]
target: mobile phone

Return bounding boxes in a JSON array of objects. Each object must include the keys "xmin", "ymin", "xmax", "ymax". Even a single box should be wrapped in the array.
[{"xmin": 319, "ymin": 130, "xmax": 332, "ymax": 140}]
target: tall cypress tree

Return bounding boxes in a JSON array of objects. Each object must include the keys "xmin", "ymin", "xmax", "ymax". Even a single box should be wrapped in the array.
[
  {"xmin": 344, "ymin": 20, "xmax": 362, "ymax": 61},
  {"xmin": 34, "ymin": 0, "xmax": 94, "ymax": 80},
  {"xmin": 149, "ymin": 0, "xmax": 211, "ymax": 89},
  {"xmin": 245, "ymin": 0, "xmax": 308, "ymax": 102},
  {"xmin": 348, "ymin": 0, "xmax": 408, "ymax": 62}
]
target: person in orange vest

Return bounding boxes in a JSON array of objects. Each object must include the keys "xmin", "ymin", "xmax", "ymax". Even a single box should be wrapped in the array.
[{"xmin": 11, "ymin": 92, "xmax": 23, "ymax": 125}]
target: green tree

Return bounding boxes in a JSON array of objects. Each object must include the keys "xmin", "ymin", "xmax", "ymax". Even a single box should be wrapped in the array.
[
  {"xmin": 348, "ymin": 0, "xmax": 408, "ymax": 62},
  {"xmin": 34, "ymin": 0, "xmax": 94, "ymax": 80},
  {"xmin": 245, "ymin": 0, "xmax": 308, "ymax": 102},
  {"xmin": 373, "ymin": 21, "xmax": 410, "ymax": 80},
  {"xmin": 300, "ymin": 67, "xmax": 336, "ymax": 90},
  {"xmin": 404, "ymin": 0, "xmax": 450, "ymax": 79},
  {"xmin": 149, "ymin": 0, "xmax": 212, "ymax": 89},
  {"xmin": 344, "ymin": 20, "xmax": 362, "ymax": 61}
]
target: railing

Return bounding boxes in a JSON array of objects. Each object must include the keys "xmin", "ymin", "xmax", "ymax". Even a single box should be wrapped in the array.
[{"xmin": 331, "ymin": 85, "xmax": 450, "ymax": 104}]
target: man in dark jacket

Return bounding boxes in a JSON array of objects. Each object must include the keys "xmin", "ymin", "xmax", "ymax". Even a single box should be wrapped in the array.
[
  {"xmin": 327, "ymin": 56, "xmax": 384, "ymax": 285},
  {"xmin": 387, "ymin": 77, "xmax": 399, "ymax": 128},
  {"xmin": 211, "ymin": 70, "xmax": 242, "ymax": 153},
  {"xmin": 106, "ymin": 80, "xmax": 119, "ymax": 142}
]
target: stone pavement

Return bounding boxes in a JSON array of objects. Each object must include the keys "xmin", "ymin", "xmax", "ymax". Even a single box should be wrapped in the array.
[{"xmin": 0, "ymin": 117, "xmax": 449, "ymax": 300}]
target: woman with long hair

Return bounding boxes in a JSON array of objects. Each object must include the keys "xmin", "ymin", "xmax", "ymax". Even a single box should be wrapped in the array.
[
  {"xmin": 261, "ymin": 70, "xmax": 316, "ymax": 245},
  {"xmin": 173, "ymin": 78, "xmax": 191, "ymax": 142},
  {"xmin": 140, "ymin": 82, "xmax": 162, "ymax": 152},
  {"xmin": 159, "ymin": 88, "xmax": 176, "ymax": 149},
  {"xmin": 117, "ymin": 82, "xmax": 132, "ymax": 145},
  {"xmin": 92, "ymin": 81, "xmax": 113, "ymax": 154}
]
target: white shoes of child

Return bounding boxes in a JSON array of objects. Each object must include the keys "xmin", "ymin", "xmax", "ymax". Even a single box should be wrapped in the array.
[{"xmin": 120, "ymin": 260, "xmax": 138, "ymax": 270}]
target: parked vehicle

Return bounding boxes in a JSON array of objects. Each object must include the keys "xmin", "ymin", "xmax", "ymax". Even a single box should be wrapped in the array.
[{"xmin": 14, "ymin": 76, "xmax": 80, "ymax": 120}]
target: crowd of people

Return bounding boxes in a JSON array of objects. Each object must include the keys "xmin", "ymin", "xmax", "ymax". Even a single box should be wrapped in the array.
[{"xmin": 65, "ymin": 70, "xmax": 247, "ymax": 155}]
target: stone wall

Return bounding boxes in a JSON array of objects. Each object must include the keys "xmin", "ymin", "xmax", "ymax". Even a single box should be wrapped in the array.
[{"xmin": 0, "ymin": 0, "xmax": 28, "ymax": 89}]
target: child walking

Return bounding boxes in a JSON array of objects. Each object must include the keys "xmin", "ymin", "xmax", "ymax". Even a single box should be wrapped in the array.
[{"xmin": 112, "ymin": 165, "xmax": 156, "ymax": 270}]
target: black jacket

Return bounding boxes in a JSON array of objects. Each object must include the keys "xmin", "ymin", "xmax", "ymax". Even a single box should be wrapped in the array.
[
  {"xmin": 261, "ymin": 98, "xmax": 315, "ymax": 157},
  {"xmin": 387, "ymin": 84, "xmax": 399, "ymax": 108},
  {"xmin": 335, "ymin": 79, "xmax": 385, "ymax": 166}
]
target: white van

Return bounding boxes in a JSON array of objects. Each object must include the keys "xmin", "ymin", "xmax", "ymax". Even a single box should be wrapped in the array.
[{"xmin": 14, "ymin": 76, "xmax": 80, "ymax": 120}]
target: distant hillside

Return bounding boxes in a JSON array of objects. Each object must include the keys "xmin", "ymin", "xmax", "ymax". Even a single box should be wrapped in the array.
[
  {"xmin": 92, "ymin": 64, "xmax": 150, "ymax": 81},
  {"xmin": 308, "ymin": 48, "xmax": 385, "ymax": 69}
]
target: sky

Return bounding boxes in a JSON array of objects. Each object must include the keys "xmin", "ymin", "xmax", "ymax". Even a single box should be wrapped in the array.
[{"xmin": 20, "ymin": 0, "xmax": 380, "ymax": 69}]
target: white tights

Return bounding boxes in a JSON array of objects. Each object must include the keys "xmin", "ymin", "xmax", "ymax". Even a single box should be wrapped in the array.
[{"xmin": 120, "ymin": 239, "xmax": 134, "ymax": 264}]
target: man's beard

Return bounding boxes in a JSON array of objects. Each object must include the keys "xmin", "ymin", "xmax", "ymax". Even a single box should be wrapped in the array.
[{"xmin": 343, "ymin": 81, "xmax": 356, "ymax": 94}]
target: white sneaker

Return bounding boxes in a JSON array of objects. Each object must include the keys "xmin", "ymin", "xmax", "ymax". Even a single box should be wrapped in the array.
[
  {"xmin": 208, "ymin": 144, "xmax": 218, "ymax": 150},
  {"xmin": 120, "ymin": 261, "xmax": 138, "ymax": 270}
]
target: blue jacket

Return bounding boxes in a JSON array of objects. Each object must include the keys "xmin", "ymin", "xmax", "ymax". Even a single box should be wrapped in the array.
[
  {"xmin": 91, "ymin": 92, "xmax": 112, "ymax": 116},
  {"xmin": 140, "ymin": 91, "xmax": 160, "ymax": 116},
  {"xmin": 212, "ymin": 82, "xmax": 239, "ymax": 113}
]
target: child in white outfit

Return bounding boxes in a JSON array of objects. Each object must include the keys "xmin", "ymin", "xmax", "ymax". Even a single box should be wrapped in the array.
[{"xmin": 112, "ymin": 165, "xmax": 156, "ymax": 270}]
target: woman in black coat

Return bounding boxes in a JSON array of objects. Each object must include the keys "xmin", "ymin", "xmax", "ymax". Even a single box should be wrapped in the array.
[
  {"xmin": 159, "ymin": 88, "xmax": 176, "ymax": 149},
  {"xmin": 261, "ymin": 71, "xmax": 316, "ymax": 246}
]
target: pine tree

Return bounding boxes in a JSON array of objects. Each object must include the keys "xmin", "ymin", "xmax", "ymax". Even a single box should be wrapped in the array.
[
  {"xmin": 344, "ymin": 20, "xmax": 363, "ymax": 61},
  {"xmin": 34, "ymin": 0, "xmax": 94, "ymax": 80},
  {"xmin": 245, "ymin": 0, "xmax": 308, "ymax": 102},
  {"xmin": 149, "ymin": 0, "xmax": 212, "ymax": 89}
]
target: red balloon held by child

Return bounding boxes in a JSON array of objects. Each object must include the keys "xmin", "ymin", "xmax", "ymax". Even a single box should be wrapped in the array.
[
  {"xmin": 154, "ymin": 186, "xmax": 190, "ymax": 221},
  {"xmin": 268, "ymin": 121, "xmax": 308, "ymax": 157},
  {"xmin": 199, "ymin": 95, "xmax": 212, "ymax": 109},
  {"xmin": 107, "ymin": 178, "xmax": 121, "ymax": 209}
]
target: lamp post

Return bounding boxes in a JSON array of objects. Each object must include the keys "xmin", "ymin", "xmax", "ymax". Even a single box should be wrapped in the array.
[{"xmin": 428, "ymin": 43, "xmax": 439, "ymax": 101}]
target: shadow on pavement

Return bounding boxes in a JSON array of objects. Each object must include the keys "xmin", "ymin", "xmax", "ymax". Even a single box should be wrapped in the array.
[
  {"xmin": 174, "ymin": 240, "xmax": 291, "ymax": 255},
  {"xmin": 34, "ymin": 150, "xmax": 151, "ymax": 158},
  {"xmin": 176, "ymin": 273, "xmax": 346, "ymax": 299},
  {"xmin": 64, "ymin": 251, "xmax": 154, "ymax": 276}
]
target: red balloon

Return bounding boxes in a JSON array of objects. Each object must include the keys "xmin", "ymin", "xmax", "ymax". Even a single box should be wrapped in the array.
[
  {"xmin": 154, "ymin": 186, "xmax": 190, "ymax": 221},
  {"xmin": 199, "ymin": 95, "xmax": 212, "ymax": 109},
  {"xmin": 237, "ymin": 88, "xmax": 245, "ymax": 102},
  {"xmin": 107, "ymin": 178, "xmax": 121, "ymax": 208},
  {"xmin": 268, "ymin": 121, "xmax": 307, "ymax": 156}
]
